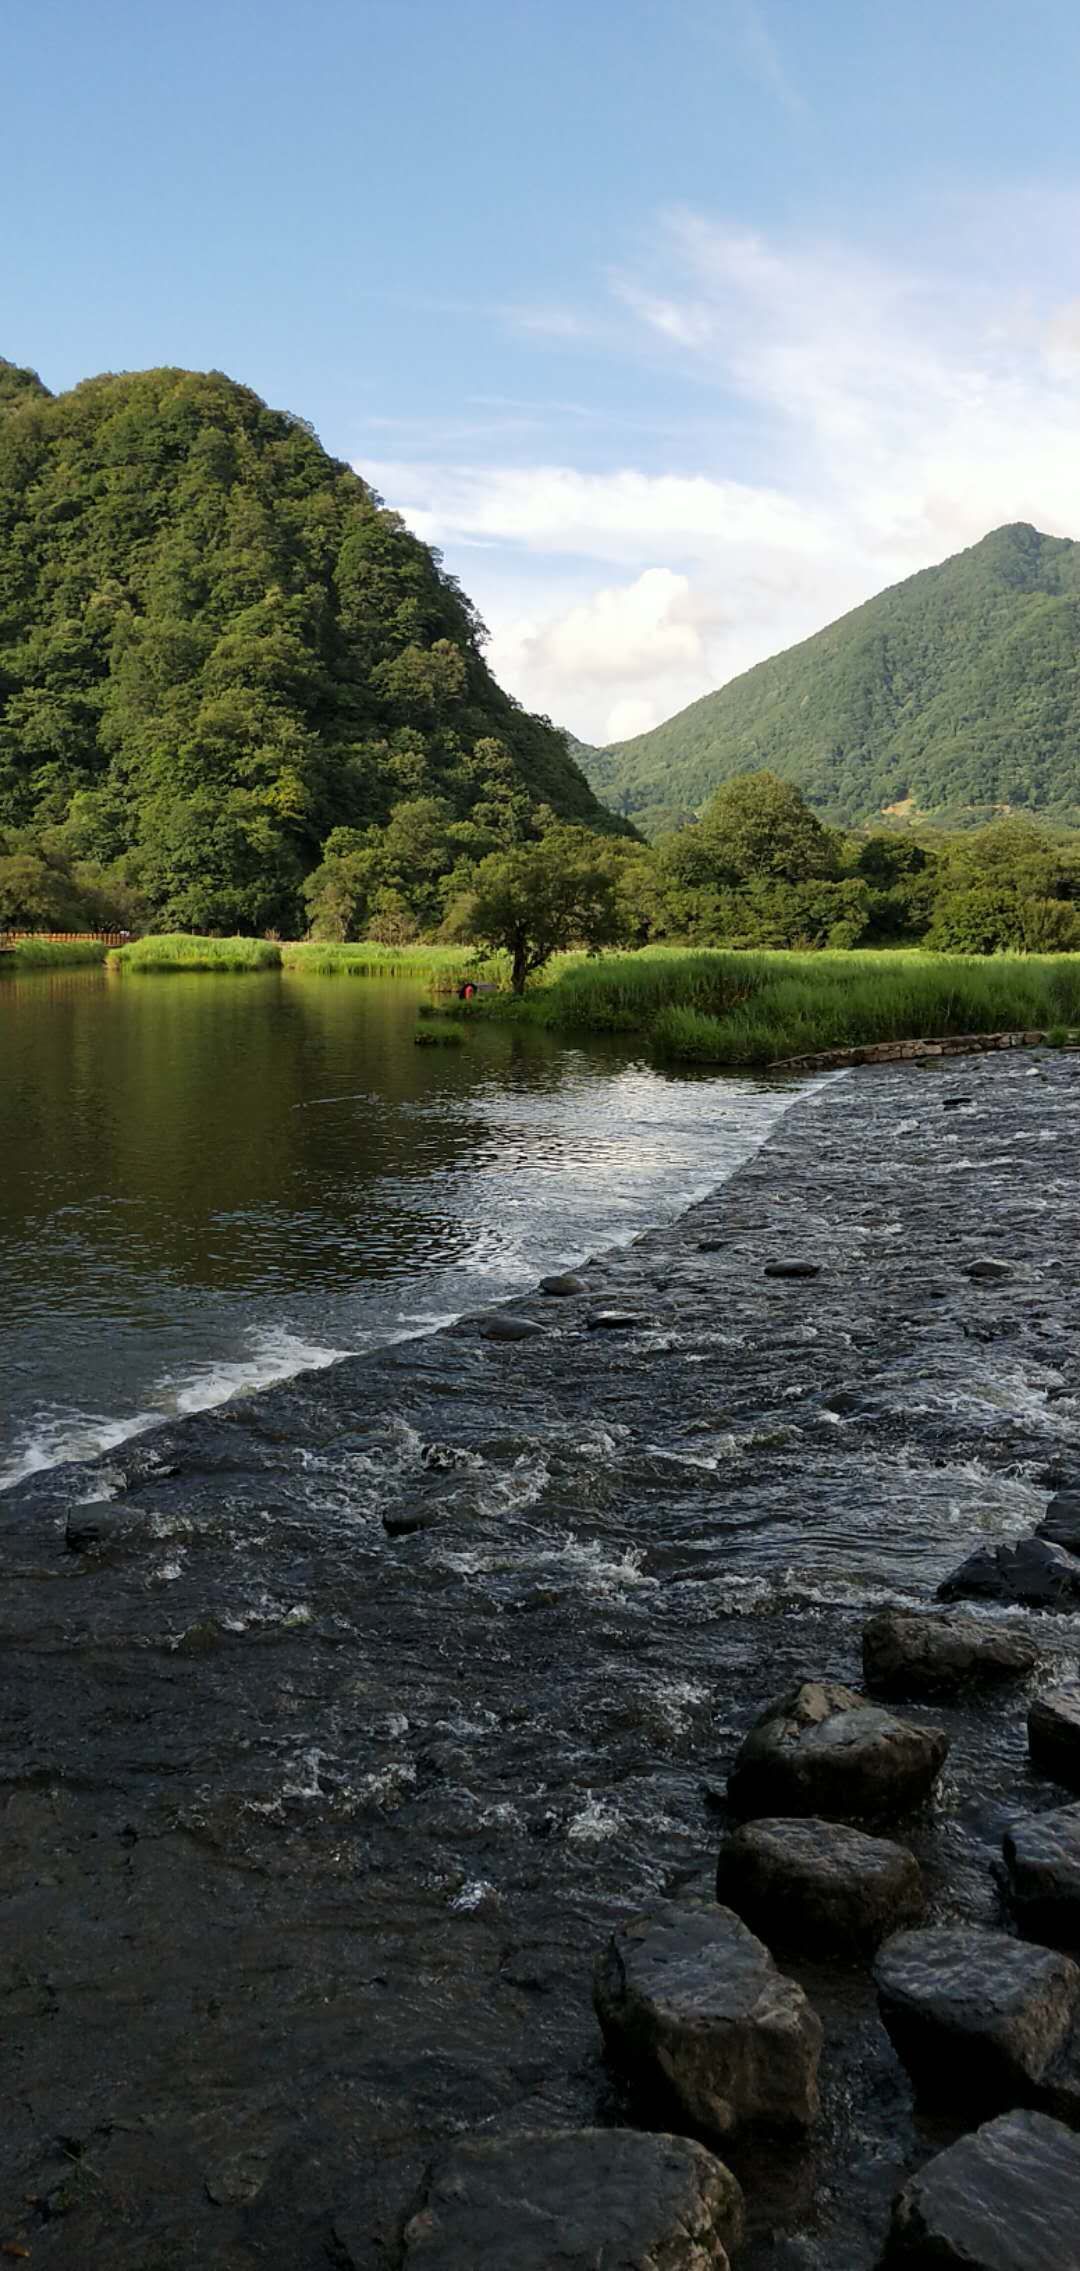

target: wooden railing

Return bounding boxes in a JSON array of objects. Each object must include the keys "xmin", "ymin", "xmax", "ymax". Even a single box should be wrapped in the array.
[{"xmin": 0, "ymin": 929, "xmax": 130, "ymax": 947}]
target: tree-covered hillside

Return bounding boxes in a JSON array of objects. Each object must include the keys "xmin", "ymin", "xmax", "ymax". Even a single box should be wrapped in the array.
[
  {"xmin": 0, "ymin": 360, "xmax": 616, "ymax": 929},
  {"xmin": 581, "ymin": 524, "xmax": 1080, "ymax": 830}
]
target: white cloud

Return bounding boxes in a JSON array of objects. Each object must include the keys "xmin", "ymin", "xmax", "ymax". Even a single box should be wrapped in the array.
[{"xmin": 359, "ymin": 194, "xmax": 1080, "ymax": 741}]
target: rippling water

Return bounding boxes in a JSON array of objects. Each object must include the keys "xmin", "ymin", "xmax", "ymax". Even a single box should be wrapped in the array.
[{"xmin": 0, "ymin": 963, "xmax": 805, "ymax": 1487}]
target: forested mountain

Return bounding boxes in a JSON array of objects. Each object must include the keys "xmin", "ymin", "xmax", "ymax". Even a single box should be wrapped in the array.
[
  {"xmin": 581, "ymin": 525, "xmax": 1080, "ymax": 831},
  {"xmin": 0, "ymin": 360, "xmax": 616, "ymax": 930}
]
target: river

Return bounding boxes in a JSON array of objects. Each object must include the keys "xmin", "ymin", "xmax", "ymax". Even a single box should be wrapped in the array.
[{"xmin": 0, "ymin": 963, "xmax": 805, "ymax": 1489}]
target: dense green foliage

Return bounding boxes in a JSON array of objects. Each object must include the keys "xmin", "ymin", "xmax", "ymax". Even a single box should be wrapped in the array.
[
  {"xmin": 581, "ymin": 524, "xmax": 1080, "ymax": 828},
  {"xmin": 0, "ymin": 358, "xmax": 617, "ymax": 934},
  {"xmin": 449, "ymin": 823, "xmax": 629, "ymax": 991},
  {"xmin": 520, "ymin": 946, "xmax": 1080, "ymax": 1064}
]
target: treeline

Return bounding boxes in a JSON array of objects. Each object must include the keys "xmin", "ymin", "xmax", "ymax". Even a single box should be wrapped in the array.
[{"xmin": 7, "ymin": 771, "xmax": 1080, "ymax": 966}]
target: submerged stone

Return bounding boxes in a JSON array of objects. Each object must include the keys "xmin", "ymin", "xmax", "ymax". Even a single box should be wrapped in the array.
[
  {"xmin": 1029, "ymin": 1688, "xmax": 1080, "ymax": 1790},
  {"xmin": 763, "ymin": 1261, "xmax": 822, "ymax": 1279},
  {"xmin": 594, "ymin": 1900, "xmax": 821, "ymax": 2139},
  {"xmin": 1037, "ymin": 1496, "xmax": 1080, "ymax": 1553},
  {"xmin": 716, "ymin": 1816, "xmax": 923, "ymax": 1952},
  {"xmin": 965, "ymin": 1259, "xmax": 1014, "ymax": 1281},
  {"xmin": 1003, "ymin": 1805, "xmax": 1080, "ymax": 1948},
  {"xmin": 477, "ymin": 1314, "xmax": 544, "ymax": 1342},
  {"xmin": 938, "ymin": 1535, "xmax": 1080, "ymax": 1609},
  {"xmin": 538, "ymin": 1273, "xmax": 587, "ymax": 1297},
  {"xmin": 874, "ymin": 1924, "xmax": 1080, "ymax": 2110},
  {"xmin": 727, "ymin": 1682, "xmax": 948, "ymax": 1822},
  {"xmin": 586, "ymin": 1310, "xmax": 650, "ymax": 1330},
  {"xmin": 862, "ymin": 1609, "xmax": 1037, "ymax": 1698},
  {"xmin": 884, "ymin": 2109, "xmax": 1080, "ymax": 2269},
  {"xmin": 397, "ymin": 2128, "xmax": 744, "ymax": 2271}
]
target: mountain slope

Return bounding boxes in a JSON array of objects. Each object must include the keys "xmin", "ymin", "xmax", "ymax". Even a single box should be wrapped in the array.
[
  {"xmin": 581, "ymin": 524, "xmax": 1080, "ymax": 830},
  {"xmin": 0, "ymin": 360, "xmax": 617, "ymax": 927}
]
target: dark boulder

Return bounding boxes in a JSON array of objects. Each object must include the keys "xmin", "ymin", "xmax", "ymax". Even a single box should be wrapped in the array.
[
  {"xmin": 1029, "ymin": 1687, "xmax": 1080, "ymax": 1791},
  {"xmin": 883, "ymin": 2109, "xmax": 1080, "ymax": 2268},
  {"xmin": 594, "ymin": 1900, "xmax": 822, "ymax": 2139},
  {"xmin": 874, "ymin": 1924, "xmax": 1080, "ymax": 2111},
  {"xmin": 538, "ymin": 1272, "xmax": 587, "ymax": 1297},
  {"xmin": 716, "ymin": 1816, "xmax": 923, "ymax": 1952},
  {"xmin": 764, "ymin": 1261, "xmax": 822, "ymax": 1279},
  {"xmin": 477, "ymin": 1314, "xmax": 544, "ymax": 1342},
  {"xmin": 587, "ymin": 1310, "xmax": 650, "ymax": 1331},
  {"xmin": 727, "ymin": 1682, "xmax": 948, "ymax": 1822},
  {"xmin": 65, "ymin": 1503, "xmax": 136, "ymax": 1553},
  {"xmin": 1003, "ymin": 1805, "xmax": 1080, "ymax": 1949},
  {"xmin": 965, "ymin": 1259, "xmax": 1013, "ymax": 1281},
  {"xmin": 863, "ymin": 1610, "xmax": 1037, "ymax": 1698},
  {"xmin": 1037, "ymin": 1496, "xmax": 1080, "ymax": 1554},
  {"xmin": 398, "ymin": 2127, "xmax": 744, "ymax": 2271},
  {"xmin": 938, "ymin": 1535, "xmax": 1080, "ymax": 1609}
]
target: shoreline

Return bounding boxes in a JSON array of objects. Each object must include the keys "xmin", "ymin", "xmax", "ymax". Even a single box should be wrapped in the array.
[{"xmin": 4, "ymin": 1050, "xmax": 1080, "ymax": 2267}]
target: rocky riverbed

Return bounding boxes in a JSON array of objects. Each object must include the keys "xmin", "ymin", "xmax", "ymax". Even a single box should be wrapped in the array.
[{"xmin": 4, "ymin": 1049, "xmax": 1080, "ymax": 2267}]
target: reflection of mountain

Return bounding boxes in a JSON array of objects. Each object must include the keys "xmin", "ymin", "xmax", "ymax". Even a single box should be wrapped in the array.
[{"xmin": 578, "ymin": 524, "xmax": 1080, "ymax": 829}]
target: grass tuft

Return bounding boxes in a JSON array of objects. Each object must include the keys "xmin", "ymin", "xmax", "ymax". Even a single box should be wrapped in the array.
[
  {"xmin": 413, "ymin": 1023, "xmax": 465, "ymax": 1047},
  {"xmin": 113, "ymin": 934, "xmax": 281, "ymax": 972},
  {"xmin": 1, "ymin": 938, "xmax": 110, "ymax": 969}
]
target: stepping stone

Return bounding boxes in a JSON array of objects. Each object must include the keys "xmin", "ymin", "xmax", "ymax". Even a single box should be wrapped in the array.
[
  {"xmin": 382, "ymin": 1508, "xmax": 439, "ymax": 1537},
  {"xmin": 477, "ymin": 1314, "xmax": 543, "ymax": 1341},
  {"xmin": 727, "ymin": 1682, "xmax": 948, "ymax": 1822},
  {"xmin": 593, "ymin": 1900, "xmax": 821, "ymax": 2140},
  {"xmin": 587, "ymin": 1310, "xmax": 649, "ymax": 1330},
  {"xmin": 965, "ymin": 1259, "xmax": 1013, "ymax": 1281},
  {"xmin": 764, "ymin": 1260, "xmax": 821, "ymax": 1279},
  {"xmin": 1037, "ymin": 1496, "xmax": 1080, "ymax": 1553},
  {"xmin": 398, "ymin": 2128, "xmax": 744, "ymax": 2271},
  {"xmin": 884, "ymin": 2109, "xmax": 1080, "ymax": 2269},
  {"xmin": 538, "ymin": 1272, "xmax": 586, "ymax": 1296},
  {"xmin": 874, "ymin": 1924, "xmax": 1080, "ymax": 2112},
  {"xmin": 1004, "ymin": 1805, "xmax": 1080, "ymax": 1948},
  {"xmin": 716, "ymin": 1816, "xmax": 923, "ymax": 1952},
  {"xmin": 863, "ymin": 1609, "xmax": 1037, "ymax": 1698},
  {"xmin": 938, "ymin": 1535, "xmax": 1080, "ymax": 1609},
  {"xmin": 1029, "ymin": 1689, "xmax": 1080, "ymax": 1789}
]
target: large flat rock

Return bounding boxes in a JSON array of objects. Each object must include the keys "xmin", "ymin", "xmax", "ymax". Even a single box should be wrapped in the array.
[
  {"xmin": 1004, "ymin": 1804, "xmax": 1080, "ymax": 1949},
  {"xmin": 883, "ymin": 2109, "xmax": 1080, "ymax": 2268},
  {"xmin": 594, "ymin": 1901, "xmax": 822, "ymax": 2140},
  {"xmin": 862, "ymin": 1610, "xmax": 1037, "ymax": 1699},
  {"xmin": 716, "ymin": 1816, "xmax": 923, "ymax": 1953},
  {"xmin": 1029, "ymin": 1687, "xmax": 1080, "ymax": 1790},
  {"xmin": 397, "ymin": 2128, "xmax": 744, "ymax": 2271},
  {"xmin": 727, "ymin": 1682, "xmax": 948, "ymax": 1822},
  {"xmin": 874, "ymin": 1925, "xmax": 1080, "ymax": 2111}
]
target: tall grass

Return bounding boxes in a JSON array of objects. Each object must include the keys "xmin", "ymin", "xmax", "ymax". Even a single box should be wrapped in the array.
[
  {"xmin": 520, "ymin": 948, "xmax": 1080, "ymax": 1064},
  {"xmin": 113, "ymin": 934, "xmax": 282, "ymax": 972},
  {"xmin": 1, "ymin": 937, "xmax": 110, "ymax": 969},
  {"xmin": 281, "ymin": 941, "xmax": 507, "ymax": 982}
]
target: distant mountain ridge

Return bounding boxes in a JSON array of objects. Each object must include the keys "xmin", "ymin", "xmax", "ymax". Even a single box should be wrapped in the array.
[{"xmin": 579, "ymin": 525, "xmax": 1080, "ymax": 831}]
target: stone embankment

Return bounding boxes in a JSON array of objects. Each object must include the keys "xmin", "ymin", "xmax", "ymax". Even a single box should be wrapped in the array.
[
  {"xmin": 6, "ymin": 1046, "xmax": 1080, "ymax": 2267},
  {"xmin": 771, "ymin": 1026, "xmax": 1052, "ymax": 1074}
]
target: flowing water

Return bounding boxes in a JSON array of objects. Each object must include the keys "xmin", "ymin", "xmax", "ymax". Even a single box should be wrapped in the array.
[
  {"xmin": 0, "ymin": 963, "xmax": 803, "ymax": 1487},
  {"xmin": 5, "ymin": 980, "xmax": 1080, "ymax": 2269}
]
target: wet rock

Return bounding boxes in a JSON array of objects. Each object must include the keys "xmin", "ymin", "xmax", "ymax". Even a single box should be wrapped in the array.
[
  {"xmin": 477, "ymin": 1314, "xmax": 544, "ymax": 1342},
  {"xmin": 942, "ymin": 1095, "xmax": 972, "ymax": 1108},
  {"xmin": 1037, "ymin": 1495, "xmax": 1080, "ymax": 1553},
  {"xmin": 539, "ymin": 1272, "xmax": 587, "ymax": 1297},
  {"xmin": 1029, "ymin": 1688, "xmax": 1080, "ymax": 1789},
  {"xmin": 64, "ymin": 1504, "xmax": 134, "ymax": 1553},
  {"xmin": 716, "ymin": 1816, "xmax": 924, "ymax": 1952},
  {"xmin": 863, "ymin": 1609, "xmax": 1038, "ymax": 1698},
  {"xmin": 883, "ymin": 2109, "xmax": 1080, "ymax": 2268},
  {"xmin": 965, "ymin": 1259, "xmax": 1013, "ymax": 1281},
  {"xmin": 937, "ymin": 1534, "xmax": 1080, "ymax": 1609},
  {"xmin": 383, "ymin": 1508, "xmax": 440, "ymax": 1537},
  {"xmin": 397, "ymin": 2127, "xmax": 744, "ymax": 2270},
  {"xmin": 1003, "ymin": 1805, "xmax": 1080, "ymax": 1948},
  {"xmin": 763, "ymin": 1261, "xmax": 822, "ymax": 1279},
  {"xmin": 874, "ymin": 1924, "xmax": 1080, "ymax": 2110},
  {"xmin": 594, "ymin": 1900, "xmax": 821, "ymax": 2139},
  {"xmin": 727, "ymin": 1682, "xmax": 948, "ymax": 1822},
  {"xmin": 587, "ymin": 1310, "xmax": 650, "ymax": 1330}
]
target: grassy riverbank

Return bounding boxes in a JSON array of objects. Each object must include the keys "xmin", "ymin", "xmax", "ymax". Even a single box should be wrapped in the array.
[
  {"xmin": 1, "ymin": 938, "xmax": 110, "ymax": 969},
  {"xmin": 510, "ymin": 948, "xmax": 1080, "ymax": 1064},
  {"xmin": 110, "ymin": 936, "xmax": 507, "ymax": 980}
]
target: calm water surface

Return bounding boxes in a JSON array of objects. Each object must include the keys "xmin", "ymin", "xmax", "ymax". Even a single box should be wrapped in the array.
[{"xmin": 0, "ymin": 964, "xmax": 802, "ymax": 1487}]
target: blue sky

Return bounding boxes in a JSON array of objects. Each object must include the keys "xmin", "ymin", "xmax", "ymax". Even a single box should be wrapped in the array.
[{"xmin": 8, "ymin": 0, "xmax": 1080, "ymax": 741}]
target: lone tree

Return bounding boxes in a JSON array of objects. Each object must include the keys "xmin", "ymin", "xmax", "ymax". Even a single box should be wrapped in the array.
[{"xmin": 456, "ymin": 826, "xmax": 626, "ymax": 993}]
